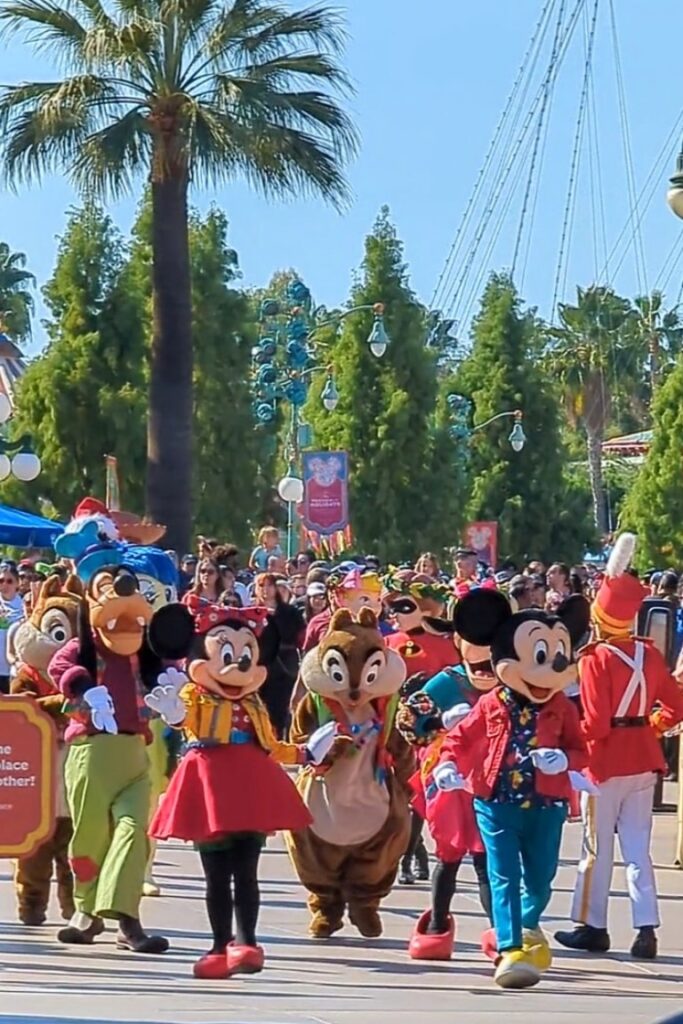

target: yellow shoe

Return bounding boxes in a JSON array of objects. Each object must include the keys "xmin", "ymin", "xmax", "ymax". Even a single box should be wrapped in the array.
[
  {"xmin": 494, "ymin": 948, "xmax": 541, "ymax": 989},
  {"xmin": 523, "ymin": 927, "xmax": 552, "ymax": 972},
  {"xmin": 142, "ymin": 878, "xmax": 161, "ymax": 897}
]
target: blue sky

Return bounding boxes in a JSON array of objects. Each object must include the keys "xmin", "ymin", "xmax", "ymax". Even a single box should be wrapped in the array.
[{"xmin": 1, "ymin": 0, "xmax": 683, "ymax": 352}]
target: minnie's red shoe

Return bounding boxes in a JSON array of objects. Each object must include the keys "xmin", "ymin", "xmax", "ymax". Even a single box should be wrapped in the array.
[
  {"xmin": 408, "ymin": 910, "xmax": 455, "ymax": 960},
  {"xmin": 480, "ymin": 927, "xmax": 498, "ymax": 961},
  {"xmin": 227, "ymin": 942, "xmax": 265, "ymax": 975},
  {"xmin": 193, "ymin": 952, "xmax": 230, "ymax": 979}
]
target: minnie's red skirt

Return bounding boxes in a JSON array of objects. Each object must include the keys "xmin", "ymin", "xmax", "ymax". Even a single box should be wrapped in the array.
[{"xmin": 150, "ymin": 743, "xmax": 312, "ymax": 843}]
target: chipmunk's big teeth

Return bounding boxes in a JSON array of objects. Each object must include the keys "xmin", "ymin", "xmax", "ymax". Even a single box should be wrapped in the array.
[
  {"xmin": 107, "ymin": 619, "xmax": 117, "ymax": 631},
  {"xmin": 136, "ymin": 617, "xmax": 146, "ymax": 626}
]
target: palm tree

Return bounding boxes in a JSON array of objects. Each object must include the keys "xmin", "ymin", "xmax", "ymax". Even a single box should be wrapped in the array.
[
  {"xmin": 546, "ymin": 285, "xmax": 635, "ymax": 536},
  {"xmin": 0, "ymin": 0, "xmax": 356, "ymax": 549},
  {"xmin": 631, "ymin": 290, "xmax": 683, "ymax": 394},
  {"xmin": 0, "ymin": 241, "xmax": 35, "ymax": 341}
]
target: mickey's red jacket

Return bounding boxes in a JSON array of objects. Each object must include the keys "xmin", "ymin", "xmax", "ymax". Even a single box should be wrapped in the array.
[
  {"xmin": 578, "ymin": 637, "xmax": 683, "ymax": 783},
  {"xmin": 439, "ymin": 688, "xmax": 587, "ymax": 801}
]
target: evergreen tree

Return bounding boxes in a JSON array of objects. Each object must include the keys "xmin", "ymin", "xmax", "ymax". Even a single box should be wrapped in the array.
[
  {"xmin": 5, "ymin": 203, "xmax": 147, "ymax": 516},
  {"xmin": 305, "ymin": 207, "xmax": 462, "ymax": 561},
  {"xmin": 457, "ymin": 273, "xmax": 567, "ymax": 566},
  {"xmin": 620, "ymin": 356, "xmax": 683, "ymax": 566}
]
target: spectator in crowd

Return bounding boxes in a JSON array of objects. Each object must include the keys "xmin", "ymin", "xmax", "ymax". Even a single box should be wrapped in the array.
[
  {"xmin": 182, "ymin": 557, "xmax": 224, "ymax": 609},
  {"xmin": 546, "ymin": 561, "xmax": 571, "ymax": 611},
  {"xmin": 249, "ymin": 526, "xmax": 282, "ymax": 572},
  {"xmin": 415, "ymin": 552, "xmax": 441, "ymax": 579},
  {"xmin": 0, "ymin": 563, "xmax": 25, "ymax": 694}
]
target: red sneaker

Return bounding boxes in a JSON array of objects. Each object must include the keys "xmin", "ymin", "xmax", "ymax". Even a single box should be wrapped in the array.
[
  {"xmin": 480, "ymin": 927, "xmax": 498, "ymax": 961},
  {"xmin": 193, "ymin": 953, "xmax": 230, "ymax": 980},
  {"xmin": 226, "ymin": 942, "xmax": 265, "ymax": 975},
  {"xmin": 408, "ymin": 910, "xmax": 455, "ymax": 960}
]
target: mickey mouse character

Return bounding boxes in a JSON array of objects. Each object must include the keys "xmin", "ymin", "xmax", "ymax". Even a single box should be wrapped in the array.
[
  {"xmin": 434, "ymin": 589, "xmax": 590, "ymax": 989},
  {"xmin": 147, "ymin": 605, "xmax": 337, "ymax": 980}
]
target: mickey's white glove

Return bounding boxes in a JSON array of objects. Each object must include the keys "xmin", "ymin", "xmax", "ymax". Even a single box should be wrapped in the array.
[
  {"xmin": 433, "ymin": 761, "xmax": 466, "ymax": 791},
  {"xmin": 305, "ymin": 721, "xmax": 339, "ymax": 764},
  {"xmin": 144, "ymin": 667, "xmax": 188, "ymax": 726},
  {"xmin": 530, "ymin": 747, "xmax": 568, "ymax": 775},
  {"xmin": 569, "ymin": 770, "xmax": 599, "ymax": 795},
  {"xmin": 441, "ymin": 703, "xmax": 472, "ymax": 731},
  {"xmin": 83, "ymin": 685, "xmax": 118, "ymax": 735}
]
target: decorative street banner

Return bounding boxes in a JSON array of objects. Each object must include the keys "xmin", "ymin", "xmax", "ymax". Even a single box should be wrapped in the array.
[
  {"xmin": 0, "ymin": 696, "xmax": 56, "ymax": 858},
  {"xmin": 464, "ymin": 521, "xmax": 498, "ymax": 568},
  {"xmin": 301, "ymin": 451, "xmax": 349, "ymax": 535}
]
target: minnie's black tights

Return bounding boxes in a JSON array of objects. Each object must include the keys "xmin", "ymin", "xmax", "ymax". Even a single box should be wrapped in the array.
[
  {"xmin": 199, "ymin": 834, "xmax": 262, "ymax": 952},
  {"xmin": 428, "ymin": 852, "xmax": 492, "ymax": 934}
]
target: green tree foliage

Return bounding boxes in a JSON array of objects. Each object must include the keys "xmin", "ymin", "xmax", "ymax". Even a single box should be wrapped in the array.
[
  {"xmin": 305, "ymin": 207, "xmax": 462, "ymax": 561},
  {"xmin": 4, "ymin": 203, "xmax": 147, "ymax": 516},
  {"xmin": 620, "ymin": 356, "xmax": 683, "ymax": 566},
  {"xmin": 456, "ymin": 273, "xmax": 571, "ymax": 566},
  {"xmin": 0, "ymin": 0, "xmax": 357, "ymax": 551},
  {"xmin": 0, "ymin": 241, "xmax": 34, "ymax": 341}
]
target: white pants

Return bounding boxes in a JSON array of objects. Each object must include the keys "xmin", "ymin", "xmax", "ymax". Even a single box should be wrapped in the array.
[{"xmin": 571, "ymin": 771, "xmax": 659, "ymax": 930}]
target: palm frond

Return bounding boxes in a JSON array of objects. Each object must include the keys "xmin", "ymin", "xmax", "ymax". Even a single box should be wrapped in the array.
[
  {"xmin": 72, "ymin": 106, "xmax": 151, "ymax": 197},
  {"xmin": 0, "ymin": 0, "xmax": 89, "ymax": 67}
]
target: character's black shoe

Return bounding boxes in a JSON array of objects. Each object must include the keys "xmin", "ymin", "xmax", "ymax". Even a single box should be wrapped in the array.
[
  {"xmin": 554, "ymin": 924, "xmax": 610, "ymax": 953},
  {"xmin": 414, "ymin": 842, "xmax": 430, "ymax": 881},
  {"xmin": 57, "ymin": 914, "xmax": 105, "ymax": 945},
  {"xmin": 631, "ymin": 926, "xmax": 657, "ymax": 960},
  {"xmin": 398, "ymin": 857, "xmax": 415, "ymax": 885},
  {"xmin": 115, "ymin": 913, "xmax": 169, "ymax": 954}
]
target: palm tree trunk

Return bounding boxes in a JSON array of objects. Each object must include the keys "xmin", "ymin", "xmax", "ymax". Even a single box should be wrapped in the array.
[
  {"xmin": 146, "ymin": 172, "xmax": 193, "ymax": 551},
  {"xmin": 586, "ymin": 428, "xmax": 608, "ymax": 536}
]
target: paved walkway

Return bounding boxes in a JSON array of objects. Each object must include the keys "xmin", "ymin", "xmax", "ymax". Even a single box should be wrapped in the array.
[{"xmin": 1, "ymin": 790, "xmax": 682, "ymax": 1024}]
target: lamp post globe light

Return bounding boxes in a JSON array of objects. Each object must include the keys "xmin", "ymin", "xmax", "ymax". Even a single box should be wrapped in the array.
[
  {"xmin": 447, "ymin": 394, "xmax": 526, "ymax": 453},
  {"xmin": 667, "ymin": 144, "xmax": 683, "ymax": 219},
  {"xmin": 0, "ymin": 386, "xmax": 41, "ymax": 482}
]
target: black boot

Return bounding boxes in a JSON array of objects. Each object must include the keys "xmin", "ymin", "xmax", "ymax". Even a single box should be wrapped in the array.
[
  {"xmin": 414, "ymin": 838, "xmax": 430, "ymax": 881},
  {"xmin": 115, "ymin": 913, "xmax": 169, "ymax": 954},
  {"xmin": 57, "ymin": 914, "xmax": 105, "ymax": 945},
  {"xmin": 554, "ymin": 924, "xmax": 610, "ymax": 953},
  {"xmin": 631, "ymin": 926, "xmax": 657, "ymax": 960},
  {"xmin": 398, "ymin": 856, "xmax": 415, "ymax": 885}
]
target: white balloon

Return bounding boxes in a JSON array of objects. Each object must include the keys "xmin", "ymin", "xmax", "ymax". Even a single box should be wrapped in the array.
[
  {"xmin": 0, "ymin": 454, "xmax": 11, "ymax": 481},
  {"xmin": 278, "ymin": 474, "xmax": 304, "ymax": 504}
]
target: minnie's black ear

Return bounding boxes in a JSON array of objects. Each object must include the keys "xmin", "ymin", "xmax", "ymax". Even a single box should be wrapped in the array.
[
  {"xmin": 423, "ymin": 616, "xmax": 455, "ymax": 635},
  {"xmin": 148, "ymin": 604, "xmax": 195, "ymax": 660},
  {"xmin": 453, "ymin": 590, "xmax": 512, "ymax": 646},
  {"xmin": 556, "ymin": 594, "xmax": 591, "ymax": 648}
]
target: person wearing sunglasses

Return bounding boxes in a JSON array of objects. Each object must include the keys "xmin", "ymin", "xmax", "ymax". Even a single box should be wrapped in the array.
[{"xmin": 0, "ymin": 563, "xmax": 26, "ymax": 693}]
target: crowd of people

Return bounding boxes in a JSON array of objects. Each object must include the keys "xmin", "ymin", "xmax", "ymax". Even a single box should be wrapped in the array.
[{"xmin": 1, "ymin": 510, "xmax": 683, "ymax": 992}]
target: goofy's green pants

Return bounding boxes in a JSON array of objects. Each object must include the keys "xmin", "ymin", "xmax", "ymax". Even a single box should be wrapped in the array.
[{"xmin": 65, "ymin": 733, "xmax": 151, "ymax": 920}]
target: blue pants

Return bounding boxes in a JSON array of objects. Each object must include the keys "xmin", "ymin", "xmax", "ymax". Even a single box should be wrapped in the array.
[{"xmin": 474, "ymin": 798, "xmax": 566, "ymax": 952}]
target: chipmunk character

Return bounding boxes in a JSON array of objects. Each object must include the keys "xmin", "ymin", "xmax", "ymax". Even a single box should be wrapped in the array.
[
  {"xmin": 10, "ymin": 574, "xmax": 85, "ymax": 926},
  {"xmin": 286, "ymin": 608, "xmax": 413, "ymax": 940},
  {"xmin": 147, "ymin": 604, "xmax": 337, "ymax": 981},
  {"xmin": 435, "ymin": 589, "xmax": 590, "ymax": 989},
  {"xmin": 49, "ymin": 564, "xmax": 191, "ymax": 954}
]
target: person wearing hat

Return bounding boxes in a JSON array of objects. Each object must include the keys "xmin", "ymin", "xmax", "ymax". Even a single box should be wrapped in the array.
[{"xmin": 556, "ymin": 534, "xmax": 683, "ymax": 961}]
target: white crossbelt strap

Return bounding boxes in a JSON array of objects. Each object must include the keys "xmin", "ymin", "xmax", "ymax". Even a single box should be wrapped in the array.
[{"xmin": 603, "ymin": 641, "xmax": 647, "ymax": 718}]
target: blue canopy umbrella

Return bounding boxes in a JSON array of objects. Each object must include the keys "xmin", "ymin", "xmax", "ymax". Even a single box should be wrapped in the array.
[{"xmin": 0, "ymin": 504, "xmax": 63, "ymax": 548}]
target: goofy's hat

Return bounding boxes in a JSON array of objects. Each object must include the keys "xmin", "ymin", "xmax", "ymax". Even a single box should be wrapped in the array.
[{"xmin": 592, "ymin": 533, "xmax": 647, "ymax": 636}]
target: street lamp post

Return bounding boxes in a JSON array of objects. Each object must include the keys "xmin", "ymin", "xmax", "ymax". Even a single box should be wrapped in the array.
[
  {"xmin": 447, "ymin": 394, "xmax": 526, "ymax": 452},
  {"xmin": 251, "ymin": 281, "xmax": 389, "ymax": 559},
  {"xmin": 667, "ymin": 143, "xmax": 683, "ymax": 219},
  {"xmin": 0, "ymin": 392, "xmax": 41, "ymax": 482}
]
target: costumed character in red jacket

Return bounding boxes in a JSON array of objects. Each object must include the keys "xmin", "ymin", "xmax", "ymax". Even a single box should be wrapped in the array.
[
  {"xmin": 146, "ymin": 604, "xmax": 338, "ymax": 980},
  {"xmin": 396, "ymin": 599, "xmax": 498, "ymax": 961},
  {"xmin": 434, "ymin": 589, "xmax": 590, "ymax": 989},
  {"xmin": 555, "ymin": 533, "xmax": 683, "ymax": 961},
  {"xmin": 383, "ymin": 568, "xmax": 454, "ymax": 885}
]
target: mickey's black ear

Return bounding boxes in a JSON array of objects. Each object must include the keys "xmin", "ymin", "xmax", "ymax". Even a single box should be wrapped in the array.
[
  {"xmin": 148, "ymin": 604, "xmax": 195, "ymax": 660},
  {"xmin": 453, "ymin": 590, "xmax": 511, "ymax": 646},
  {"xmin": 423, "ymin": 616, "xmax": 454, "ymax": 635},
  {"xmin": 556, "ymin": 595, "xmax": 591, "ymax": 647}
]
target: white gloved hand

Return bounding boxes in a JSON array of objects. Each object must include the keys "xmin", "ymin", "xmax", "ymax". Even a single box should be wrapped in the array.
[
  {"xmin": 441, "ymin": 703, "xmax": 472, "ymax": 731},
  {"xmin": 569, "ymin": 770, "xmax": 599, "ymax": 795},
  {"xmin": 305, "ymin": 721, "xmax": 339, "ymax": 764},
  {"xmin": 433, "ymin": 761, "xmax": 466, "ymax": 791},
  {"xmin": 529, "ymin": 747, "xmax": 569, "ymax": 775},
  {"xmin": 144, "ymin": 687, "xmax": 187, "ymax": 726},
  {"xmin": 83, "ymin": 685, "xmax": 118, "ymax": 735}
]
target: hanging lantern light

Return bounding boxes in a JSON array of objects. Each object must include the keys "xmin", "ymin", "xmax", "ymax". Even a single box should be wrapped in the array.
[{"xmin": 321, "ymin": 375, "xmax": 340, "ymax": 412}]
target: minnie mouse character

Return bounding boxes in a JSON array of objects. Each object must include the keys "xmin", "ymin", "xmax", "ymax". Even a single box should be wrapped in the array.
[
  {"xmin": 146, "ymin": 605, "xmax": 338, "ymax": 980},
  {"xmin": 434, "ymin": 589, "xmax": 590, "ymax": 989}
]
